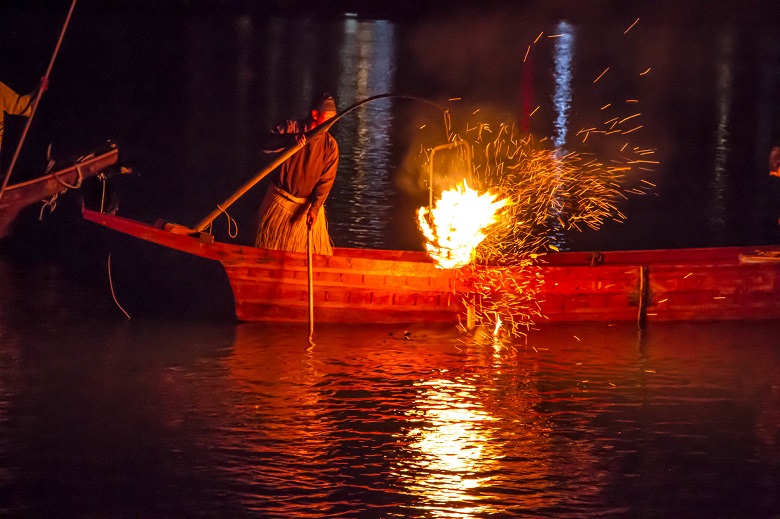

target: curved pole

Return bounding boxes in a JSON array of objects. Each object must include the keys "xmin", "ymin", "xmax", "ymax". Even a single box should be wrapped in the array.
[
  {"xmin": 0, "ymin": 0, "xmax": 78, "ymax": 201},
  {"xmin": 193, "ymin": 93, "xmax": 448, "ymax": 232}
]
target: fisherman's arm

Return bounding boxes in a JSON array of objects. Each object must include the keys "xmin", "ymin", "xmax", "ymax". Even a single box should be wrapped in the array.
[
  {"xmin": 307, "ymin": 144, "xmax": 339, "ymax": 225},
  {"xmin": 0, "ymin": 78, "xmax": 48, "ymax": 117},
  {"xmin": 0, "ymin": 83, "xmax": 33, "ymax": 116},
  {"xmin": 261, "ymin": 121, "xmax": 306, "ymax": 153}
]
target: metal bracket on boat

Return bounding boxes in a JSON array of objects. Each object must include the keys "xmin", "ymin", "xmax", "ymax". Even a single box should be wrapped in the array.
[
  {"xmin": 427, "ymin": 140, "xmax": 474, "ymax": 210},
  {"xmin": 154, "ymin": 219, "xmax": 215, "ymax": 243},
  {"xmin": 589, "ymin": 252, "xmax": 604, "ymax": 266}
]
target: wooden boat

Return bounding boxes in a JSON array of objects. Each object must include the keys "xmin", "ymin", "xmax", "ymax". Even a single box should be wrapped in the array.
[
  {"xmin": 537, "ymin": 247, "xmax": 780, "ymax": 322},
  {"xmin": 0, "ymin": 146, "xmax": 119, "ymax": 238},
  {"xmin": 82, "ymin": 208, "xmax": 780, "ymax": 324}
]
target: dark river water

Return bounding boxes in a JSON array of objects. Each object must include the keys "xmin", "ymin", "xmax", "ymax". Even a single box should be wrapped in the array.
[
  {"xmin": 2, "ymin": 2, "xmax": 780, "ymax": 517},
  {"xmin": 1, "ymin": 261, "xmax": 780, "ymax": 517}
]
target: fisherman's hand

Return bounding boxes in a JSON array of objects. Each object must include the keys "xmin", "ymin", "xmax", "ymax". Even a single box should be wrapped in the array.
[
  {"xmin": 294, "ymin": 133, "xmax": 307, "ymax": 147},
  {"xmin": 307, "ymin": 209, "xmax": 317, "ymax": 226}
]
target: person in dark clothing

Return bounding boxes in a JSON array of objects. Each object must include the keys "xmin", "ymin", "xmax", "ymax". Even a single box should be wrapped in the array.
[
  {"xmin": 255, "ymin": 92, "xmax": 339, "ymax": 255},
  {"xmin": 0, "ymin": 78, "xmax": 47, "ymax": 157}
]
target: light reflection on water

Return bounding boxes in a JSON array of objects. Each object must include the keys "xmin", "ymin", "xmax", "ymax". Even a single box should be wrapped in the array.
[
  {"xmin": 400, "ymin": 378, "xmax": 500, "ymax": 517},
  {"xmin": 709, "ymin": 29, "xmax": 734, "ymax": 233},
  {"xmin": 330, "ymin": 19, "xmax": 398, "ymax": 249},
  {"xmin": 1, "ymin": 263, "xmax": 779, "ymax": 517},
  {"xmin": 548, "ymin": 20, "xmax": 575, "ymax": 251}
]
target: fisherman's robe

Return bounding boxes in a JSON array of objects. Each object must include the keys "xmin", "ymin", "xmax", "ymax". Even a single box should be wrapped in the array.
[
  {"xmin": 0, "ymin": 82, "xmax": 34, "ymax": 151},
  {"xmin": 255, "ymin": 119, "xmax": 338, "ymax": 255}
]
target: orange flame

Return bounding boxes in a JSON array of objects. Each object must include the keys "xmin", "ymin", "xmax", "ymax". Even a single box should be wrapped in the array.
[{"xmin": 417, "ymin": 180, "xmax": 511, "ymax": 269}]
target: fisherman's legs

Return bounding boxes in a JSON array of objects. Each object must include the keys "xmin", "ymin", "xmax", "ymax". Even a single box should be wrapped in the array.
[{"xmin": 255, "ymin": 186, "xmax": 332, "ymax": 255}]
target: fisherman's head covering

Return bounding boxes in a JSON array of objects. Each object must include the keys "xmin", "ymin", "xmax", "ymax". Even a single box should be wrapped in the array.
[{"xmin": 311, "ymin": 91, "xmax": 337, "ymax": 113}]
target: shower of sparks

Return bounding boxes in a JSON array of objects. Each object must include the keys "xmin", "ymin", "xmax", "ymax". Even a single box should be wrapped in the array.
[
  {"xmin": 624, "ymin": 18, "xmax": 639, "ymax": 35},
  {"xmin": 417, "ymin": 180, "xmax": 511, "ymax": 270},
  {"xmin": 413, "ymin": 21, "xmax": 657, "ymax": 338},
  {"xmin": 468, "ymin": 123, "xmax": 656, "ymax": 261},
  {"xmin": 414, "ymin": 111, "xmax": 656, "ymax": 337}
]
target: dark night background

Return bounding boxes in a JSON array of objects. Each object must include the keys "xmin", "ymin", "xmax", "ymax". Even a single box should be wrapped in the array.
[{"xmin": 2, "ymin": 0, "xmax": 780, "ymax": 265}]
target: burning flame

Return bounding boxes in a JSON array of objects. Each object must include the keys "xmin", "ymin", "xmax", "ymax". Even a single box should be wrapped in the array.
[{"xmin": 417, "ymin": 180, "xmax": 510, "ymax": 269}]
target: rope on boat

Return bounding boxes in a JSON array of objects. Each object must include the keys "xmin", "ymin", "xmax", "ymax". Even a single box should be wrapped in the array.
[
  {"xmin": 107, "ymin": 253, "xmax": 131, "ymax": 320},
  {"xmin": 38, "ymin": 192, "xmax": 58, "ymax": 220},
  {"xmin": 215, "ymin": 203, "xmax": 239, "ymax": 239},
  {"xmin": 51, "ymin": 164, "xmax": 83, "ymax": 190},
  {"xmin": 99, "ymin": 173, "xmax": 107, "ymax": 213},
  {"xmin": 38, "ymin": 157, "xmax": 89, "ymax": 220}
]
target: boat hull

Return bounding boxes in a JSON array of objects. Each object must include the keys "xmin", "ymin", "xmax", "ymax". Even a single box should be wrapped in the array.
[
  {"xmin": 536, "ymin": 247, "xmax": 780, "ymax": 322},
  {"xmin": 1, "ymin": 147, "xmax": 119, "ymax": 238},
  {"xmin": 82, "ymin": 210, "xmax": 469, "ymax": 323},
  {"xmin": 82, "ymin": 210, "xmax": 780, "ymax": 324},
  {"xmin": 225, "ymin": 250, "xmax": 468, "ymax": 323}
]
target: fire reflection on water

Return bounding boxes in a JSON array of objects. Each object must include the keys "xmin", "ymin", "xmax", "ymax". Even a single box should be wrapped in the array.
[
  {"xmin": 2, "ymin": 298, "xmax": 779, "ymax": 517},
  {"xmin": 397, "ymin": 378, "xmax": 499, "ymax": 517}
]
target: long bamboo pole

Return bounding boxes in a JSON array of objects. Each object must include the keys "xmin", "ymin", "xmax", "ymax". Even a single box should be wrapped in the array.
[
  {"xmin": 193, "ymin": 93, "xmax": 447, "ymax": 232},
  {"xmin": 307, "ymin": 222, "xmax": 315, "ymax": 345},
  {"xmin": 0, "ymin": 0, "xmax": 78, "ymax": 201}
]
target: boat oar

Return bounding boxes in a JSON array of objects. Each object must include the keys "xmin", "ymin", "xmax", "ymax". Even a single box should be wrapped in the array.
[
  {"xmin": 192, "ymin": 93, "xmax": 448, "ymax": 233},
  {"xmin": 307, "ymin": 221, "xmax": 315, "ymax": 345},
  {"xmin": 0, "ymin": 0, "xmax": 78, "ymax": 202}
]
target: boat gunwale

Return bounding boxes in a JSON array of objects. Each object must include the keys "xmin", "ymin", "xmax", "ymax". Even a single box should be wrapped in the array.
[
  {"xmin": 82, "ymin": 209, "xmax": 780, "ymax": 269},
  {"xmin": 2, "ymin": 148, "xmax": 119, "ymax": 193}
]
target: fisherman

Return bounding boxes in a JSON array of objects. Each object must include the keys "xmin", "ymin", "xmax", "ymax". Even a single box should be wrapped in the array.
[
  {"xmin": 255, "ymin": 91, "xmax": 339, "ymax": 255},
  {"xmin": 0, "ymin": 78, "xmax": 47, "ymax": 158}
]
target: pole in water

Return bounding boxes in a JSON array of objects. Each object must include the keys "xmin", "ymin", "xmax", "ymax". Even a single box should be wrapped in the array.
[{"xmin": 307, "ymin": 222, "xmax": 315, "ymax": 345}]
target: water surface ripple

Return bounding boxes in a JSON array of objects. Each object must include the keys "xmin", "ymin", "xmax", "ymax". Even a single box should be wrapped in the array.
[{"xmin": 1, "ymin": 271, "xmax": 778, "ymax": 517}]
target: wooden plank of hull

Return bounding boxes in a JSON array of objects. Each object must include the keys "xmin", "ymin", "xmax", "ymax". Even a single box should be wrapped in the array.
[
  {"xmin": 235, "ymin": 297, "xmax": 462, "ymax": 323},
  {"xmin": 536, "ymin": 265, "xmax": 641, "ymax": 322},
  {"xmin": 223, "ymin": 250, "xmax": 467, "ymax": 323},
  {"xmin": 533, "ymin": 246, "xmax": 780, "ymax": 322},
  {"xmin": 647, "ymin": 263, "xmax": 780, "ymax": 321},
  {"xmin": 534, "ymin": 246, "xmax": 774, "ymax": 266}
]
